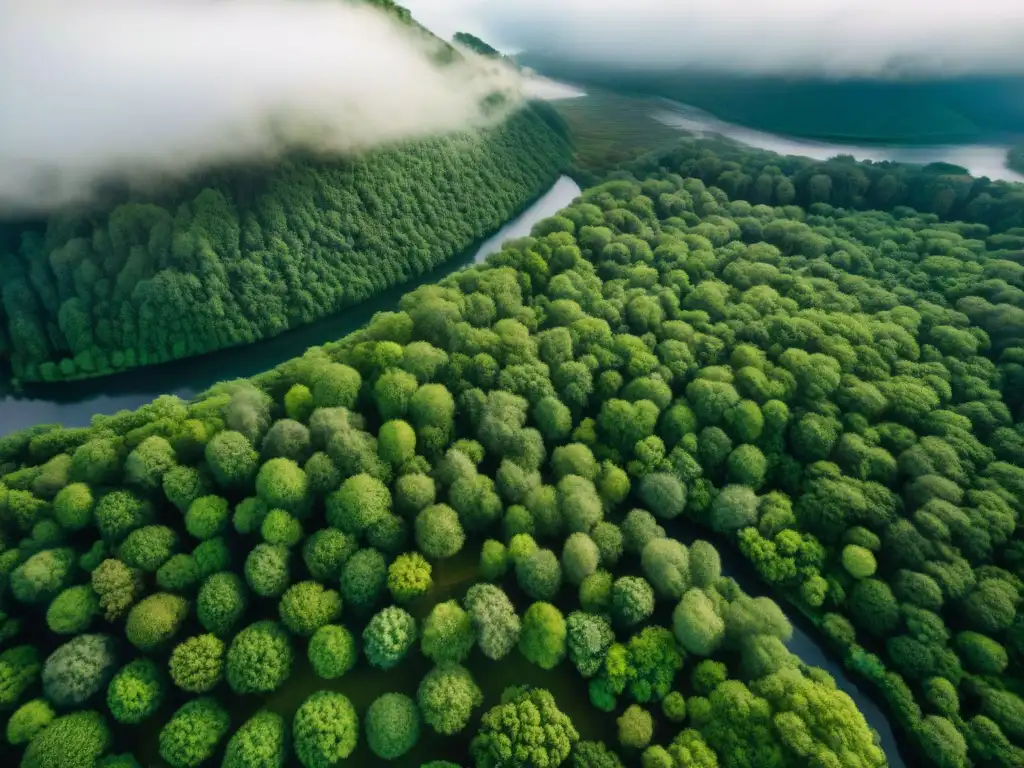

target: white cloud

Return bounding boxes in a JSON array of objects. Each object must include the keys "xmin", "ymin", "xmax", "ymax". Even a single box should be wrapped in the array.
[
  {"xmin": 408, "ymin": 0, "xmax": 1024, "ymax": 78},
  {"xmin": 0, "ymin": 0, "xmax": 520, "ymax": 213}
]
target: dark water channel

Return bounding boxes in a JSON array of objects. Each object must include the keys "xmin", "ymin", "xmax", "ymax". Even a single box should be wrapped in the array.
[{"xmin": 0, "ymin": 176, "xmax": 582, "ymax": 439}]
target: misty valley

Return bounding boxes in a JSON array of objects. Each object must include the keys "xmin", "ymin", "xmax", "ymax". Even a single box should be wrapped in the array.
[{"xmin": 1, "ymin": 2, "xmax": 1024, "ymax": 768}]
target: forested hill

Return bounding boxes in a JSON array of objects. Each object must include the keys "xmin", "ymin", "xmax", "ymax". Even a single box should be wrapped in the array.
[{"xmin": 0, "ymin": 103, "xmax": 571, "ymax": 385}]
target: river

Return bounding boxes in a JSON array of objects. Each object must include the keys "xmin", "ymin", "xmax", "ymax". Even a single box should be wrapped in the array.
[
  {"xmin": 652, "ymin": 98, "xmax": 1024, "ymax": 183},
  {"xmin": 0, "ymin": 175, "xmax": 582, "ymax": 439}
]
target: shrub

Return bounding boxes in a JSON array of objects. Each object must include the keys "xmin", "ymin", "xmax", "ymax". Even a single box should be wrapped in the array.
[
  {"xmin": 516, "ymin": 548, "xmax": 563, "ymax": 601},
  {"xmin": 226, "ymin": 621, "xmax": 293, "ymax": 694},
  {"xmin": 163, "ymin": 466, "xmax": 211, "ymax": 514},
  {"xmin": 415, "ymin": 504, "xmax": 466, "ymax": 560},
  {"xmin": 261, "ymin": 508, "xmax": 303, "ymax": 547},
  {"xmin": 662, "ymin": 691, "xmax": 687, "ymax": 722},
  {"xmin": 520, "ymin": 602, "xmax": 567, "ymax": 670},
  {"xmin": 197, "ymin": 572, "xmax": 248, "ymax": 636},
  {"xmin": 223, "ymin": 711, "xmax": 288, "ymax": 768},
  {"xmin": 471, "ymin": 686, "xmax": 579, "ymax": 768},
  {"xmin": 563, "ymin": 532, "xmax": 600, "ymax": 586},
  {"xmin": 6, "ymin": 698, "xmax": 55, "ymax": 745},
  {"xmin": 193, "ymin": 536, "xmax": 231, "ymax": 576},
  {"xmin": 956, "ymin": 631, "xmax": 1009, "ymax": 675},
  {"xmin": 243, "ymin": 544, "xmax": 289, "ymax": 598},
  {"xmin": 205, "ymin": 430, "xmax": 259, "ymax": 489},
  {"xmin": 308, "ymin": 625, "xmax": 358, "ymax": 679},
  {"xmin": 339, "ymin": 547, "xmax": 388, "ymax": 614},
  {"xmin": 387, "ymin": 552, "xmax": 433, "ymax": 603},
  {"xmin": 21, "ymin": 711, "xmax": 111, "ymax": 768},
  {"xmin": 422, "ymin": 600, "xmax": 476, "ymax": 664},
  {"xmin": 673, "ymin": 588, "xmax": 725, "ymax": 656},
  {"xmin": 417, "ymin": 663, "xmax": 483, "ymax": 735},
  {"xmin": 46, "ymin": 585, "xmax": 99, "ymax": 634},
  {"xmin": 156, "ymin": 554, "xmax": 201, "ymax": 593},
  {"xmin": 158, "ymin": 698, "xmax": 230, "ymax": 768},
  {"xmin": 42, "ymin": 634, "xmax": 118, "ymax": 707},
  {"xmin": 841, "ymin": 545, "xmax": 878, "ymax": 579},
  {"xmin": 580, "ymin": 569, "xmax": 614, "ymax": 613},
  {"xmin": 118, "ymin": 525, "xmax": 178, "ymax": 572},
  {"xmin": 366, "ymin": 692, "xmax": 421, "ymax": 760},
  {"xmin": 125, "ymin": 436, "xmax": 177, "ymax": 491},
  {"xmin": 91, "ymin": 559, "xmax": 142, "ymax": 621},
  {"xmin": 255, "ymin": 458, "xmax": 310, "ymax": 515},
  {"xmin": 11, "ymin": 547, "xmax": 75, "ymax": 604},
  {"xmin": 621, "ymin": 509, "xmax": 665, "ymax": 555},
  {"xmin": 303, "ymin": 528, "xmax": 357, "ymax": 583},
  {"xmin": 612, "ymin": 576, "xmax": 655, "ymax": 628},
  {"xmin": 95, "ymin": 491, "xmax": 152, "ymax": 542},
  {"xmin": 480, "ymin": 539, "xmax": 510, "ymax": 581},
  {"xmin": 688, "ymin": 540, "xmax": 722, "ymax": 588},
  {"xmin": 379, "ymin": 420, "xmax": 417, "ymax": 467},
  {"xmin": 126, "ymin": 592, "xmax": 189, "ymax": 650},
  {"xmin": 279, "ymin": 581, "xmax": 342, "ymax": 636},
  {"xmin": 233, "ymin": 496, "xmax": 270, "ymax": 535},
  {"xmin": 185, "ymin": 495, "xmax": 230, "ymax": 540},
  {"xmin": 617, "ymin": 705, "xmax": 654, "ymax": 749},
  {"xmin": 641, "ymin": 538, "xmax": 690, "ymax": 600},
  {"xmin": 261, "ymin": 419, "xmax": 312, "ymax": 462},
  {"xmin": 53, "ymin": 483, "xmax": 94, "ymax": 531},
  {"xmin": 639, "ymin": 473, "xmax": 687, "ymax": 519},
  {"xmin": 293, "ymin": 691, "xmax": 359, "ymax": 768},
  {"xmin": 465, "ymin": 583, "xmax": 521, "ymax": 661},
  {"xmin": 566, "ymin": 611, "xmax": 615, "ymax": 678},
  {"xmin": 395, "ymin": 473, "xmax": 436, "ymax": 517},
  {"xmin": 591, "ymin": 522, "xmax": 623, "ymax": 567},
  {"xmin": 364, "ymin": 606, "xmax": 417, "ymax": 670},
  {"xmin": 327, "ymin": 473, "xmax": 391, "ymax": 534},
  {"xmin": 0, "ymin": 645, "xmax": 36, "ymax": 710},
  {"xmin": 169, "ymin": 634, "xmax": 225, "ymax": 693},
  {"xmin": 107, "ymin": 659, "xmax": 164, "ymax": 724}
]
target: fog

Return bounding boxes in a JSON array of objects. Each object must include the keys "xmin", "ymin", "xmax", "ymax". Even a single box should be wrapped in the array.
[
  {"xmin": 403, "ymin": 0, "xmax": 1024, "ymax": 79},
  {"xmin": 0, "ymin": 0, "xmax": 520, "ymax": 214}
]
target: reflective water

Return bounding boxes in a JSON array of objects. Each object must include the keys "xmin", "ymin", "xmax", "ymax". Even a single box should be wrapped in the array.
[{"xmin": 653, "ymin": 99, "xmax": 1024, "ymax": 183}]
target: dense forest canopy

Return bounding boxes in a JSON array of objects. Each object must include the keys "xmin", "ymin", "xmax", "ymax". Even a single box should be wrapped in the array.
[
  {"xmin": 1, "ymin": 128, "xmax": 1024, "ymax": 766},
  {"xmin": 0, "ymin": 104, "xmax": 571, "ymax": 385}
]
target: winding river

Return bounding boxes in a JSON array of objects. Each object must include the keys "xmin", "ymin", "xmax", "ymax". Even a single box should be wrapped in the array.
[
  {"xmin": 2, "ymin": 170, "xmax": 911, "ymax": 766},
  {"xmin": 652, "ymin": 98, "xmax": 1024, "ymax": 183},
  {"xmin": 0, "ymin": 176, "xmax": 581, "ymax": 439}
]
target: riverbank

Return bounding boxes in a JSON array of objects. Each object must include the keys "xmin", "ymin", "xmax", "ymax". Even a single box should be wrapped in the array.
[{"xmin": 0, "ymin": 176, "xmax": 581, "ymax": 438}]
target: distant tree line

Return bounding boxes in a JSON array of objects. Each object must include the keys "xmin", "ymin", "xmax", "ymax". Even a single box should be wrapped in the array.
[
  {"xmin": 1009, "ymin": 146, "xmax": 1024, "ymax": 175},
  {"xmin": 0, "ymin": 104, "xmax": 571, "ymax": 384},
  {"xmin": 453, "ymin": 32, "xmax": 502, "ymax": 58}
]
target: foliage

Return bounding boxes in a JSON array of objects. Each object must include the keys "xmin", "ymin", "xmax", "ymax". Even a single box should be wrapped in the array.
[
  {"xmin": 106, "ymin": 659, "xmax": 164, "ymax": 724},
  {"xmin": 470, "ymin": 686, "xmax": 580, "ymax": 768},
  {"xmin": 226, "ymin": 621, "xmax": 293, "ymax": 694},
  {"xmin": 417, "ymin": 663, "xmax": 483, "ymax": 736},
  {"xmin": 222, "ymin": 711, "xmax": 288, "ymax": 768},
  {"xmin": 42, "ymin": 634, "xmax": 118, "ymax": 707},
  {"xmin": 422, "ymin": 600, "xmax": 475, "ymax": 664},
  {"xmin": 278, "ymin": 581, "xmax": 341, "ymax": 636},
  {"xmin": 363, "ymin": 606, "xmax": 418, "ymax": 670},
  {"xmin": 519, "ymin": 602, "xmax": 568, "ymax": 670},
  {"xmin": 293, "ymin": 691, "xmax": 359, "ymax": 768},
  {"xmin": 365, "ymin": 692, "xmax": 421, "ymax": 760},
  {"xmin": 158, "ymin": 698, "xmax": 230, "ymax": 768},
  {"xmin": 169, "ymin": 634, "xmax": 225, "ymax": 693},
  {"xmin": 20, "ymin": 711, "xmax": 111, "ymax": 768},
  {"xmin": 308, "ymin": 624, "xmax": 358, "ymax": 680}
]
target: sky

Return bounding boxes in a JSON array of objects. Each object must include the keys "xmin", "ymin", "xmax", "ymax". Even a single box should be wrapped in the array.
[
  {"xmin": 403, "ymin": 0, "xmax": 1024, "ymax": 78},
  {"xmin": 0, "ymin": 0, "xmax": 518, "ymax": 213}
]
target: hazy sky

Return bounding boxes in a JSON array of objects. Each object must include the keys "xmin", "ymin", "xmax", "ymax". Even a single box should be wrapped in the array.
[
  {"xmin": 403, "ymin": 0, "xmax": 1024, "ymax": 77},
  {"xmin": 0, "ymin": 0, "xmax": 517, "ymax": 213}
]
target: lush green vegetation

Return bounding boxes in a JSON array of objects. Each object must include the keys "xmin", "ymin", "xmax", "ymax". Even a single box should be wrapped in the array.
[
  {"xmin": 1009, "ymin": 146, "xmax": 1024, "ymax": 175},
  {"xmin": 518, "ymin": 56, "xmax": 1024, "ymax": 145},
  {"xmin": 453, "ymin": 32, "xmax": 502, "ymax": 59},
  {"xmin": 0, "ymin": 103, "xmax": 570, "ymax": 385},
  {"xmin": 22, "ymin": 152, "xmax": 1018, "ymax": 764},
  {"xmin": 548, "ymin": 92, "xmax": 687, "ymax": 181}
]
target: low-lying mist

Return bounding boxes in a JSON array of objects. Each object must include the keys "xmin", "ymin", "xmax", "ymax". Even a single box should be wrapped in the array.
[
  {"xmin": 0, "ymin": 0, "xmax": 521, "ymax": 214},
  {"xmin": 406, "ymin": 0, "xmax": 1024, "ymax": 79}
]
